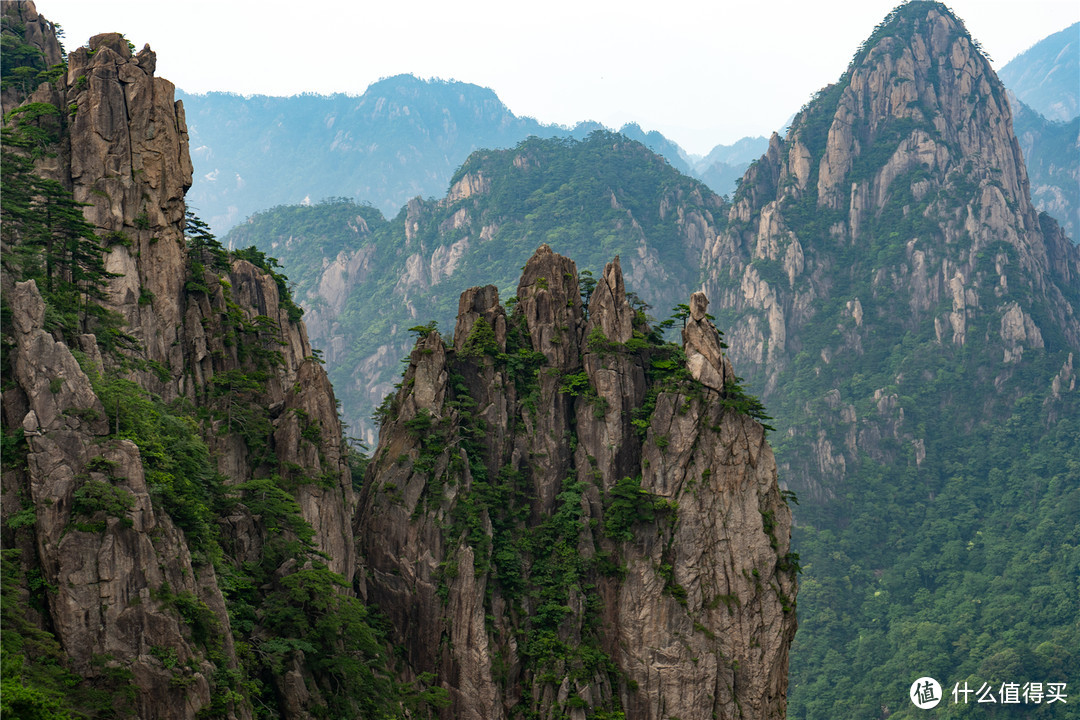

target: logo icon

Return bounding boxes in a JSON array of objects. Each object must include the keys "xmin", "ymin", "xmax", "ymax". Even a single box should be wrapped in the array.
[{"xmin": 911, "ymin": 677, "xmax": 942, "ymax": 709}]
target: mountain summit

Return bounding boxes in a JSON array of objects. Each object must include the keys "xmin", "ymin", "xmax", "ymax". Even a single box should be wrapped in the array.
[
  {"xmin": 690, "ymin": 2, "xmax": 1080, "ymax": 714},
  {"xmin": 705, "ymin": 0, "xmax": 1078, "ymax": 395}
]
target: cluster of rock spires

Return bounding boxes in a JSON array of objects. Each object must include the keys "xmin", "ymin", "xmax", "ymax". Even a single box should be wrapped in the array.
[
  {"xmin": 1, "ymin": 3, "xmax": 795, "ymax": 718},
  {"xmin": 361, "ymin": 246, "xmax": 796, "ymax": 719}
]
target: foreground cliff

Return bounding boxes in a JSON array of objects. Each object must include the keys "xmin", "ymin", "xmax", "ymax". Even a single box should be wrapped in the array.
[
  {"xmin": 358, "ymin": 245, "xmax": 797, "ymax": 720},
  {"xmin": 1, "ymin": 6, "xmax": 797, "ymax": 718},
  {"xmin": 1, "ymin": 6, "xmax": 366, "ymax": 718}
]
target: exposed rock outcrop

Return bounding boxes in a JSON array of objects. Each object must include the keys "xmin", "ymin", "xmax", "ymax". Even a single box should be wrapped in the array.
[
  {"xmin": 2, "ymin": 7, "xmax": 355, "ymax": 718},
  {"xmin": 683, "ymin": 291, "xmax": 736, "ymax": 392},
  {"xmin": 4, "ymin": 281, "xmax": 238, "ymax": 720},
  {"xmin": 0, "ymin": 0, "xmax": 63, "ymax": 114},
  {"xmin": 698, "ymin": 1, "xmax": 1080, "ymax": 488},
  {"xmin": 358, "ymin": 246, "xmax": 797, "ymax": 720}
]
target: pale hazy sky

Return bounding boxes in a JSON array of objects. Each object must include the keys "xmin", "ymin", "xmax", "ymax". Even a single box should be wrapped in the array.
[{"xmin": 40, "ymin": 0, "xmax": 1077, "ymax": 155}]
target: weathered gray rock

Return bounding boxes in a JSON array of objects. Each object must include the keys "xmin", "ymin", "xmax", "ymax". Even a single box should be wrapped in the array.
[
  {"xmin": 3, "ymin": 10, "xmax": 356, "ymax": 718},
  {"xmin": 9, "ymin": 281, "xmax": 109, "ymax": 437},
  {"xmin": 358, "ymin": 246, "xmax": 796, "ymax": 720},
  {"xmin": 517, "ymin": 243, "xmax": 586, "ymax": 369},
  {"xmin": 683, "ymin": 291, "xmax": 735, "ymax": 393},
  {"xmin": 454, "ymin": 284, "xmax": 507, "ymax": 356},
  {"xmin": 578, "ymin": 258, "xmax": 647, "ymax": 490},
  {"xmin": 8, "ymin": 281, "xmax": 242, "ymax": 720},
  {"xmin": 0, "ymin": 0, "xmax": 64, "ymax": 114},
  {"xmin": 584, "ymin": 256, "xmax": 634, "ymax": 344}
]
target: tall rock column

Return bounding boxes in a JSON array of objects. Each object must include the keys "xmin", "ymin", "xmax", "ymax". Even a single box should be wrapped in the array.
[
  {"xmin": 356, "ymin": 246, "xmax": 797, "ymax": 720},
  {"xmin": 23, "ymin": 31, "xmax": 195, "ymax": 398}
]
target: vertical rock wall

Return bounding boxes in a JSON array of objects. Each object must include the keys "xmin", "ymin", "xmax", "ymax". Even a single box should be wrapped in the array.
[
  {"xmin": 2, "ymin": 8, "xmax": 356, "ymax": 717},
  {"xmin": 358, "ymin": 245, "xmax": 797, "ymax": 720}
]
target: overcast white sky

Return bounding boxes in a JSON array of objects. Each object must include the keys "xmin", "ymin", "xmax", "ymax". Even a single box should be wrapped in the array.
[{"xmin": 39, "ymin": 0, "xmax": 1077, "ymax": 155}]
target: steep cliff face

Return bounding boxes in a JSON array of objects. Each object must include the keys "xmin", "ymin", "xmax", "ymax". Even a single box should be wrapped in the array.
[
  {"xmin": 5, "ymin": 279, "xmax": 239, "ymax": 719},
  {"xmin": 358, "ymin": 245, "xmax": 796, "ymax": 720},
  {"xmin": 699, "ymin": 1, "xmax": 1080, "ymax": 491},
  {"xmin": 688, "ymin": 4, "xmax": 1080, "ymax": 715},
  {"xmin": 2, "ymin": 7, "xmax": 357, "ymax": 718}
]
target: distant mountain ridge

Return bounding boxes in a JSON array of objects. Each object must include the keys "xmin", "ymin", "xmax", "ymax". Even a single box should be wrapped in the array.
[
  {"xmin": 998, "ymin": 21, "xmax": 1079, "ymax": 122},
  {"xmin": 1009, "ymin": 90, "xmax": 1079, "ymax": 240},
  {"xmin": 179, "ymin": 75, "xmax": 765, "ymax": 233}
]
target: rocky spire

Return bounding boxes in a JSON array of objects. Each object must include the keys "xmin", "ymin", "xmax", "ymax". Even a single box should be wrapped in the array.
[
  {"xmin": 2, "ymin": 7, "xmax": 357, "ymax": 717},
  {"xmin": 683, "ymin": 291, "xmax": 735, "ymax": 392},
  {"xmin": 358, "ymin": 245, "xmax": 797, "ymax": 720}
]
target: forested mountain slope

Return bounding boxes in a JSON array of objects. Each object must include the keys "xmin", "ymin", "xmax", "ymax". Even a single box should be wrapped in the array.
[
  {"xmin": 690, "ymin": 2, "xmax": 1079, "ymax": 716},
  {"xmin": 180, "ymin": 77, "xmax": 553, "ymax": 231},
  {"xmin": 226, "ymin": 134, "xmax": 728, "ymax": 442}
]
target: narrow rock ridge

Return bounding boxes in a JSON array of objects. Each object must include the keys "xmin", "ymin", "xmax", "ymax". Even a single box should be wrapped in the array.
[{"xmin": 358, "ymin": 245, "xmax": 797, "ymax": 720}]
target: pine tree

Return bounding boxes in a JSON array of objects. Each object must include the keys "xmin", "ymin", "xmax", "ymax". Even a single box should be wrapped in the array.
[{"xmin": 2, "ymin": 103, "xmax": 122, "ymax": 342}]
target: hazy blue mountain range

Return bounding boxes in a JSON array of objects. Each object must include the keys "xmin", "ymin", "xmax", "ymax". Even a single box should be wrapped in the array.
[
  {"xmin": 180, "ymin": 75, "xmax": 766, "ymax": 234},
  {"xmin": 995, "ymin": 22, "xmax": 1079, "ymax": 240},
  {"xmin": 1010, "ymin": 91, "xmax": 1079, "ymax": 240},
  {"xmin": 182, "ymin": 39, "xmax": 1076, "ymax": 244},
  {"xmin": 999, "ymin": 21, "xmax": 1078, "ymax": 122},
  {"xmin": 222, "ymin": 4, "xmax": 1080, "ymax": 717}
]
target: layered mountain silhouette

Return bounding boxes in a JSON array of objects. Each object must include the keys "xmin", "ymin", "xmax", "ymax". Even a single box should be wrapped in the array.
[
  {"xmin": 181, "ymin": 76, "xmax": 765, "ymax": 233},
  {"xmin": 3, "ymin": 1, "xmax": 1077, "ymax": 718},
  {"xmin": 998, "ymin": 21, "xmax": 1078, "ymax": 122}
]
